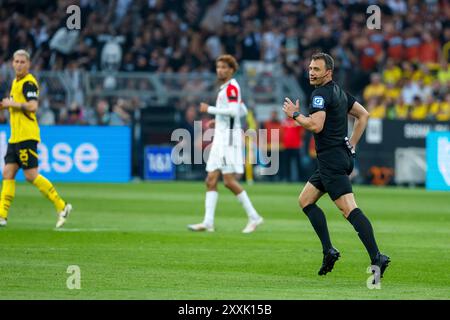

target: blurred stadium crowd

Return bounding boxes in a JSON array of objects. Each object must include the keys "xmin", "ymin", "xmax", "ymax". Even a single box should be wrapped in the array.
[{"xmin": 0, "ymin": 0, "xmax": 448, "ymax": 138}]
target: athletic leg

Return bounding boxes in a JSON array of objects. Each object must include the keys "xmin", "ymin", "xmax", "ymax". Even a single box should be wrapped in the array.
[
  {"xmin": 335, "ymin": 192, "xmax": 390, "ymax": 276},
  {"xmin": 334, "ymin": 193, "xmax": 379, "ymax": 260},
  {"xmin": 20, "ymin": 139, "xmax": 71, "ymax": 228},
  {"xmin": 24, "ymin": 168, "xmax": 72, "ymax": 228},
  {"xmin": 300, "ymin": 174, "xmax": 340, "ymax": 275},
  {"xmin": 299, "ymin": 181, "xmax": 333, "ymax": 254},
  {"xmin": 223, "ymin": 173, "xmax": 263, "ymax": 233},
  {"xmin": 25, "ymin": 168, "xmax": 66, "ymax": 212},
  {"xmin": 188, "ymin": 170, "xmax": 220, "ymax": 231},
  {"xmin": 0, "ymin": 163, "xmax": 19, "ymax": 223}
]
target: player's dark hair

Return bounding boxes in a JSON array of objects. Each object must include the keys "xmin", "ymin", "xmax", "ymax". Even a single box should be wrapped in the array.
[
  {"xmin": 311, "ymin": 52, "xmax": 334, "ymax": 71},
  {"xmin": 216, "ymin": 54, "xmax": 239, "ymax": 72}
]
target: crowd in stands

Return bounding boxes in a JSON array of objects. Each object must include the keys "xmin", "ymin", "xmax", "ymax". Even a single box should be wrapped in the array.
[
  {"xmin": 363, "ymin": 59, "xmax": 449, "ymax": 121},
  {"xmin": 35, "ymin": 97, "xmax": 136, "ymax": 125},
  {"xmin": 0, "ymin": 0, "xmax": 449, "ymax": 126},
  {"xmin": 0, "ymin": 92, "xmax": 136, "ymax": 126}
]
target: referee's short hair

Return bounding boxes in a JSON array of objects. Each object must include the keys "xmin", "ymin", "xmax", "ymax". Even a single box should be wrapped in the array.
[
  {"xmin": 13, "ymin": 49, "xmax": 31, "ymax": 61},
  {"xmin": 311, "ymin": 52, "xmax": 334, "ymax": 71}
]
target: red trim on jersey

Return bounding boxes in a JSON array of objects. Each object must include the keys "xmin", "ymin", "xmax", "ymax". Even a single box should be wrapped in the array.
[{"xmin": 226, "ymin": 84, "xmax": 239, "ymax": 102}]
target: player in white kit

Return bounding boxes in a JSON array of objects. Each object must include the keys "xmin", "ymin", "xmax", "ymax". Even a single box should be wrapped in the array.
[{"xmin": 188, "ymin": 54, "xmax": 263, "ymax": 233}]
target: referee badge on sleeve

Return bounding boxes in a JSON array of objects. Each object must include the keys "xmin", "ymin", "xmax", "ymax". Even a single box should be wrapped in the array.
[{"xmin": 312, "ymin": 96, "xmax": 325, "ymax": 109}]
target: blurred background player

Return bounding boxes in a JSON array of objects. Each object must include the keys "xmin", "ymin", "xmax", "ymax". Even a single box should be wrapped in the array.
[
  {"xmin": 188, "ymin": 54, "xmax": 263, "ymax": 233},
  {"xmin": 0, "ymin": 49, "xmax": 72, "ymax": 228}
]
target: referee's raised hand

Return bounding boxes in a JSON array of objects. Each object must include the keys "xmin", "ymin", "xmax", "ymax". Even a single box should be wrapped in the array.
[{"xmin": 282, "ymin": 97, "xmax": 299, "ymax": 118}]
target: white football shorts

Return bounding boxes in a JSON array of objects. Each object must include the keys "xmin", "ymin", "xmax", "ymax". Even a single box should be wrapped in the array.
[{"xmin": 206, "ymin": 144, "xmax": 244, "ymax": 174}]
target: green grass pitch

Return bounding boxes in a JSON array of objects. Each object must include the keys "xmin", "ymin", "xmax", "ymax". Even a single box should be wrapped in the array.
[{"xmin": 0, "ymin": 181, "xmax": 449, "ymax": 299}]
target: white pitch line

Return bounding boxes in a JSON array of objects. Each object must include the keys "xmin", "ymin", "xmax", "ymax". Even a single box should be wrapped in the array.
[{"xmin": 53, "ymin": 228, "xmax": 119, "ymax": 232}]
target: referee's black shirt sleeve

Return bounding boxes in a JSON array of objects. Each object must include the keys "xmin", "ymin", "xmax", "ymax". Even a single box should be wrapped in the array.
[
  {"xmin": 346, "ymin": 91, "xmax": 356, "ymax": 111},
  {"xmin": 308, "ymin": 86, "xmax": 332, "ymax": 115}
]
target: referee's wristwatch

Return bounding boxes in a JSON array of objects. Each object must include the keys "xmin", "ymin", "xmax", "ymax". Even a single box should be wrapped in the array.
[{"xmin": 292, "ymin": 111, "xmax": 300, "ymax": 120}]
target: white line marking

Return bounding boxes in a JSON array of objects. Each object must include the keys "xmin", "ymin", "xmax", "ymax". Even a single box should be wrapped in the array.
[{"xmin": 54, "ymin": 228, "xmax": 119, "ymax": 232}]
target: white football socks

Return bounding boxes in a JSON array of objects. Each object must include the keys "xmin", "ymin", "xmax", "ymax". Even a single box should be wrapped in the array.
[
  {"xmin": 237, "ymin": 191, "xmax": 260, "ymax": 221},
  {"xmin": 203, "ymin": 191, "xmax": 218, "ymax": 226}
]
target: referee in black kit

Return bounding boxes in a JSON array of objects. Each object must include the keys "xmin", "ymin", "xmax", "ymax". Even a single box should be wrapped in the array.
[{"xmin": 283, "ymin": 53, "xmax": 390, "ymax": 278}]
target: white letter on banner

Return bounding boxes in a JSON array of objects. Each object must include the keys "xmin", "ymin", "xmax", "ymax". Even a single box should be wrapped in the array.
[
  {"xmin": 38, "ymin": 143, "xmax": 50, "ymax": 172},
  {"xmin": 74, "ymin": 143, "xmax": 99, "ymax": 173},
  {"xmin": 52, "ymin": 143, "xmax": 73, "ymax": 173}
]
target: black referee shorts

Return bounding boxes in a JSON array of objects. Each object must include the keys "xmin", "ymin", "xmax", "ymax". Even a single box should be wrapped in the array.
[
  {"xmin": 4, "ymin": 140, "xmax": 39, "ymax": 170},
  {"xmin": 308, "ymin": 146, "xmax": 354, "ymax": 201}
]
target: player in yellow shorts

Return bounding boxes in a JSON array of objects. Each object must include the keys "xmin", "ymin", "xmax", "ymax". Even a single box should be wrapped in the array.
[{"xmin": 0, "ymin": 49, "xmax": 72, "ymax": 228}]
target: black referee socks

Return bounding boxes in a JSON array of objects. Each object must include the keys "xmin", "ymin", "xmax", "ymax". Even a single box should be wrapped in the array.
[
  {"xmin": 347, "ymin": 208, "xmax": 380, "ymax": 261},
  {"xmin": 303, "ymin": 204, "xmax": 333, "ymax": 253}
]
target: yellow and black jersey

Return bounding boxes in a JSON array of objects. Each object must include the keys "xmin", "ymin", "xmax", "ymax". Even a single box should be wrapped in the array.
[{"xmin": 8, "ymin": 73, "xmax": 40, "ymax": 143}]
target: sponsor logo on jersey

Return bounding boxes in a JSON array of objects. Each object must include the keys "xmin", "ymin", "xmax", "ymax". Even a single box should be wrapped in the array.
[
  {"xmin": 26, "ymin": 91, "xmax": 38, "ymax": 98},
  {"xmin": 312, "ymin": 96, "xmax": 325, "ymax": 109}
]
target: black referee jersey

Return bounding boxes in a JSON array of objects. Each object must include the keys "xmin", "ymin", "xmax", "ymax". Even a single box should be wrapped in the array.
[{"xmin": 307, "ymin": 80, "xmax": 358, "ymax": 200}]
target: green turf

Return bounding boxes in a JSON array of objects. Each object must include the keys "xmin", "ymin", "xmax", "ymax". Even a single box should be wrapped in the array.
[{"xmin": 0, "ymin": 181, "xmax": 449, "ymax": 299}]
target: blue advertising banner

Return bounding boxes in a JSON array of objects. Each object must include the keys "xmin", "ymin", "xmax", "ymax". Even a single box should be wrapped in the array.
[
  {"xmin": 0, "ymin": 125, "xmax": 131, "ymax": 182},
  {"xmin": 144, "ymin": 146, "xmax": 175, "ymax": 180},
  {"xmin": 426, "ymin": 131, "xmax": 450, "ymax": 191}
]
